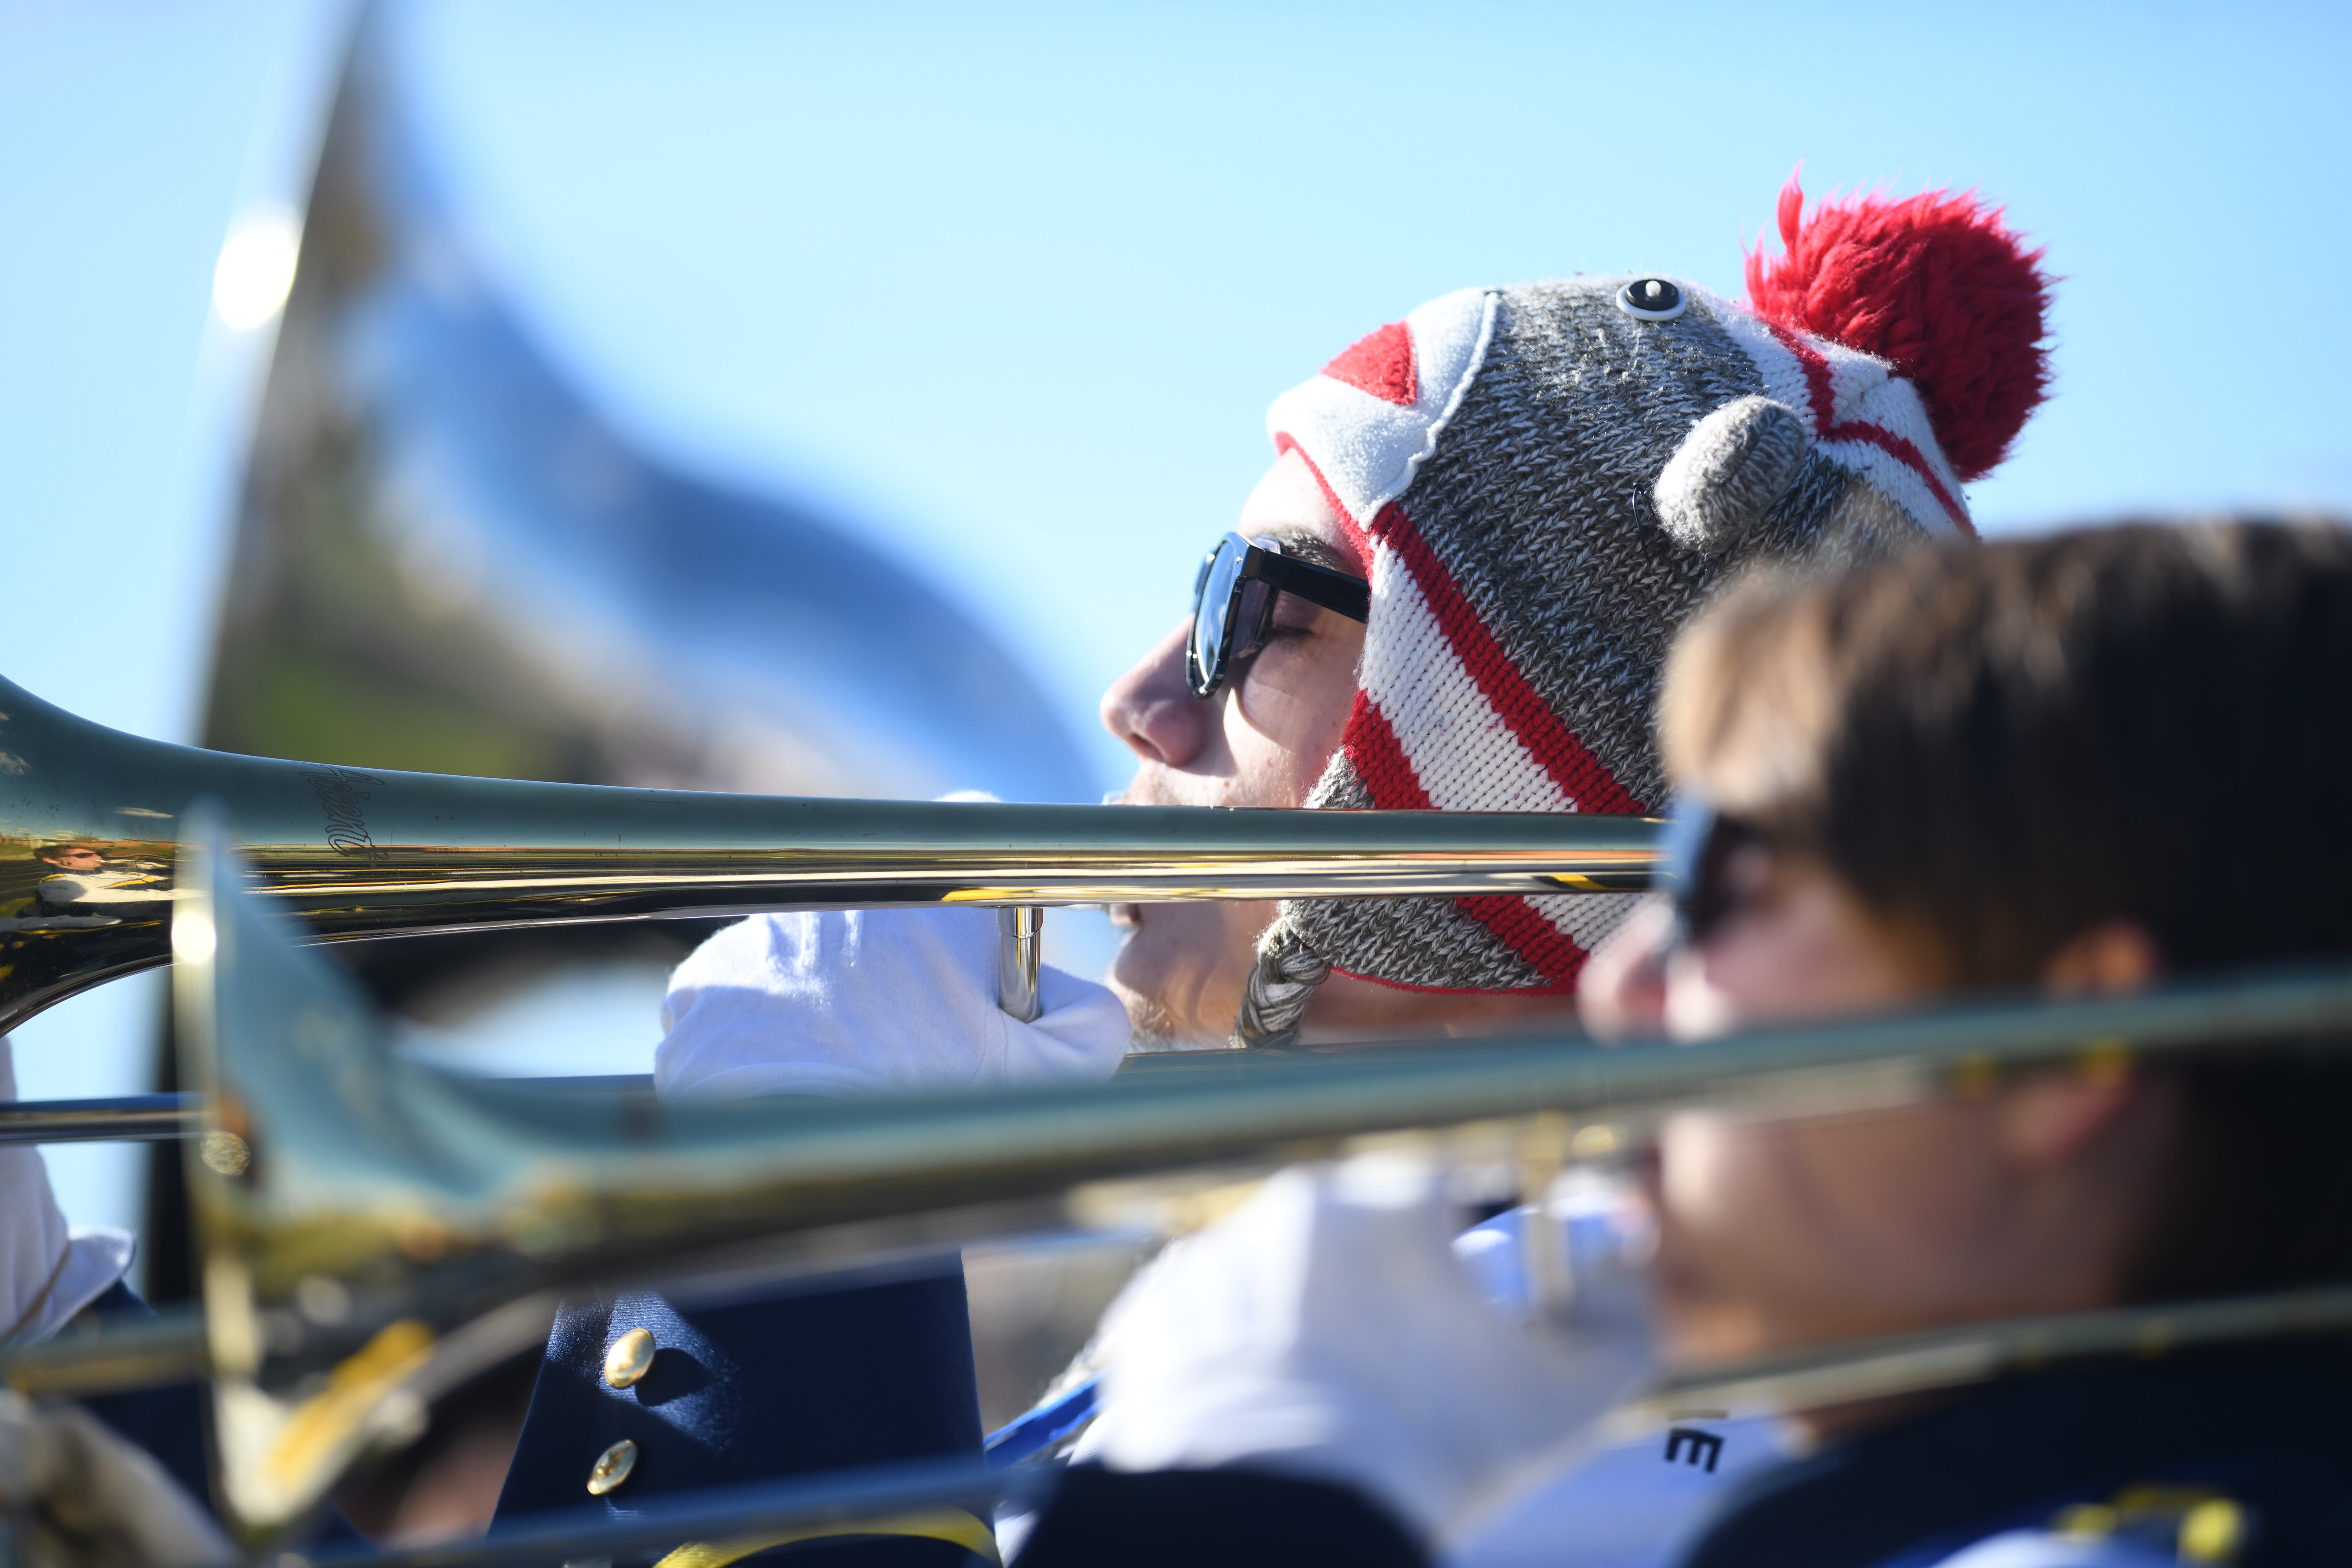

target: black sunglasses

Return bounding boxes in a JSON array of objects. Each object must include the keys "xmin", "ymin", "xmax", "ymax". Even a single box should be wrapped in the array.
[
  {"xmin": 1659, "ymin": 798, "xmax": 1780, "ymax": 948},
  {"xmin": 1186, "ymin": 532, "xmax": 1372, "ymax": 698}
]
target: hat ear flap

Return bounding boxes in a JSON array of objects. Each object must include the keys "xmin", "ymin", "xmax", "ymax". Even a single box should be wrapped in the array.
[{"xmin": 1653, "ymin": 395, "xmax": 1813, "ymax": 556}]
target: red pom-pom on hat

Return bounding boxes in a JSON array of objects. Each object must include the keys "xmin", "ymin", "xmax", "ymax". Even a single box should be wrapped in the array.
[{"xmin": 1745, "ymin": 176, "xmax": 2053, "ymax": 484}]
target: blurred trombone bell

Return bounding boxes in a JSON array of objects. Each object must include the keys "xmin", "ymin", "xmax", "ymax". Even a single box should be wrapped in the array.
[{"xmin": 211, "ymin": 208, "xmax": 303, "ymax": 332}]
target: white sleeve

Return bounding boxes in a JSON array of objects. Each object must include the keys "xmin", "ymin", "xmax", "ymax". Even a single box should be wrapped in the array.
[
  {"xmin": 0, "ymin": 1386, "xmax": 230, "ymax": 1566},
  {"xmin": 0, "ymin": 1037, "xmax": 134, "ymax": 1343},
  {"xmin": 1081, "ymin": 1154, "xmax": 1654, "ymax": 1545},
  {"xmin": 654, "ymin": 907, "xmax": 1132, "ymax": 1101},
  {"xmin": 1931, "ymin": 1530, "xmax": 2178, "ymax": 1568}
]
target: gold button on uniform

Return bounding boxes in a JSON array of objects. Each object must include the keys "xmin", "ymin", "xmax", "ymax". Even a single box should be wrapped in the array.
[
  {"xmin": 586, "ymin": 1439, "xmax": 638, "ymax": 1496},
  {"xmin": 2179, "ymin": 1499, "xmax": 2245, "ymax": 1564},
  {"xmin": 604, "ymin": 1327, "xmax": 657, "ymax": 1389}
]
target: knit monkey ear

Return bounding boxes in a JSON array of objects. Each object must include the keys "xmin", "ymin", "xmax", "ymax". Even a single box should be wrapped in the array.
[{"xmin": 1654, "ymin": 395, "xmax": 1812, "ymax": 555}]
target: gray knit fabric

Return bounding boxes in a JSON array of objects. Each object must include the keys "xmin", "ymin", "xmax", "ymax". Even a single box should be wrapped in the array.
[{"xmin": 1235, "ymin": 278, "xmax": 1943, "ymax": 1046}]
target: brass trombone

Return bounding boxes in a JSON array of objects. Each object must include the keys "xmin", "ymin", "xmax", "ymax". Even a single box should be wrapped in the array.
[
  {"xmin": 0, "ymin": 673, "xmax": 1656, "ymax": 1035},
  {"xmin": 14, "ymin": 810, "xmax": 2328, "ymax": 1542},
  {"xmin": 12, "ymin": 681, "xmax": 2352, "ymax": 1557}
]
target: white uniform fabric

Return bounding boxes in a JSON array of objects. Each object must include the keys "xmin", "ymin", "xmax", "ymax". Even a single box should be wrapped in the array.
[
  {"xmin": 1000, "ymin": 1200, "xmax": 1773, "ymax": 1567},
  {"xmin": 656, "ymin": 907, "xmax": 1132, "ymax": 1100},
  {"xmin": 1933, "ymin": 1531, "xmax": 2176, "ymax": 1568},
  {"xmin": 1444, "ymin": 1203, "xmax": 1791, "ymax": 1568},
  {"xmin": 35, "ymin": 866, "xmax": 171, "ymax": 909},
  {"xmin": 0, "ymin": 1386, "xmax": 230, "ymax": 1568},
  {"xmin": 0, "ymin": 1037, "xmax": 134, "ymax": 1345},
  {"xmin": 1077, "ymin": 1155, "xmax": 1654, "ymax": 1545},
  {"xmin": 1443, "ymin": 1415, "xmax": 1786, "ymax": 1568}
]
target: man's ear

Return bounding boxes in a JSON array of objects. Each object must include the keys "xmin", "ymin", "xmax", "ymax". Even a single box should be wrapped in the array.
[
  {"xmin": 2041, "ymin": 921, "xmax": 2163, "ymax": 997},
  {"xmin": 2001, "ymin": 922, "xmax": 2164, "ymax": 1166}
]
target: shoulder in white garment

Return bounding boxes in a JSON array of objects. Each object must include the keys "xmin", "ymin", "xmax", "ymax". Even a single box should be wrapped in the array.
[
  {"xmin": 1008, "ymin": 1189, "xmax": 1751, "ymax": 1565},
  {"xmin": 1928, "ymin": 1530, "xmax": 2178, "ymax": 1568},
  {"xmin": 654, "ymin": 907, "xmax": 1132, "ymax": 1101},
  {"xmin": 1444, "ymin": 1204, "xmax": 1794, "ymax": 1568},
  {"xmin": 1443, "ymin": 1413, "xmax": 1788, "ymax": 1568}
]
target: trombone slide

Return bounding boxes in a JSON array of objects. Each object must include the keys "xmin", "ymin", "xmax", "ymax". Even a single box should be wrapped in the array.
[
  {"xmin": 0, "ymin": 672, "xmax": 1656, "ymax": 1033},
  {"xmin": 164, "ymin": 807, "xmax": 2352, "ymax": 1531}
]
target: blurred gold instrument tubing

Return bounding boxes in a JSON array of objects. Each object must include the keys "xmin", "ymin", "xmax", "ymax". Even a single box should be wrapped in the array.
[
  {"xmin": 0, "ymin": 673, "xmax": 1658, "ymax": 1035},
  {"xmin": 148, "ymin": 808, "xmax": 2352, "ymax": 1532},
  {"xmin": 20, "ymin": 675, "xmax": 2352, "ymax": 1547}
]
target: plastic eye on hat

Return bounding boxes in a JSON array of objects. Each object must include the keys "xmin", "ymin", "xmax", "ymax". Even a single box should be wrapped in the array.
[{"xmin": 1617, "ymin": 277, "xmax": 1687, "ymax": 321}]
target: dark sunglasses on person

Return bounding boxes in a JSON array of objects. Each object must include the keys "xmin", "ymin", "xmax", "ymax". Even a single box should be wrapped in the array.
[
  {"xmin": 1186, "ymin": 532, "xmax": 1372, "ymax": 698},
  {"xmin": 1659, "ymin": 798, "xmax": 1782, "ymax": 948}
]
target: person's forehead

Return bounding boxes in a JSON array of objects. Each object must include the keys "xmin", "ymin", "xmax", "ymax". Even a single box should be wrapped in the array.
[{"xmin": 1237, "ymin": 449, "xmax": 1362, "ymax": 574}]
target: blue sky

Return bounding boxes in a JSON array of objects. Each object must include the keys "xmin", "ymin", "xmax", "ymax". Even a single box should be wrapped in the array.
[{"xmin": 3, "ymin": 0, "xmax": 2349, "ymax": 1235}]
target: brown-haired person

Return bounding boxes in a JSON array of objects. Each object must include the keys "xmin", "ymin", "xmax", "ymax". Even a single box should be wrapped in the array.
[{"xmin": 1017, "ymin": 520, "xmax": 2352, "ymax": 1568}]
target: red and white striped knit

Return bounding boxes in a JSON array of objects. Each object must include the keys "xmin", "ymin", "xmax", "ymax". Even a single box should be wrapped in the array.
[{"xmin": 1235, "ymin": 181, "xmax": 2050, "ymax": 1043}]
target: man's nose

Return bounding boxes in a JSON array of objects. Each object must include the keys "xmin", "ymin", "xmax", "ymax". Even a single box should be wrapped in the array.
[{"xmin": 1101, "ymin": 619, "xmax": 1210, "ymax": 767}]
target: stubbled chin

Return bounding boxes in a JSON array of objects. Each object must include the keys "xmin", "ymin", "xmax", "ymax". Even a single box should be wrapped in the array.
[
  {"xmin": 1118, "ymin": 996, "xmax": 1187, "ymax": 1051},
  {"xmin": 1652, "ymin": 1238, "xmax": 1774, "ymax": 1367},
  {"xmin": 1108, "ymin": 915, "xmax": 1230, "ymax": 1048},
  {"xmin": 1100, "ymin": 879, "xmax": 1276, "ymax": 1048},
  {"xmin": 1107, "ymin": 931, "xmax": 1182, "ymax": 1043}
]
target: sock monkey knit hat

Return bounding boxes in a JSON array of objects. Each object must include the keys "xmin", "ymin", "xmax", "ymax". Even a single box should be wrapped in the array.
[{"xmin": 1237, "ymin": 179, "xmax": 2052, "ymax": 1045}]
